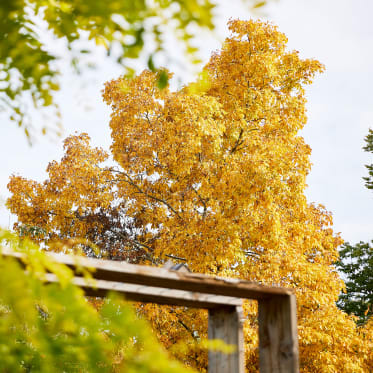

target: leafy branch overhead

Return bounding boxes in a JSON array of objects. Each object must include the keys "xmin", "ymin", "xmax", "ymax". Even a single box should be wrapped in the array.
[{"xmin": 0, "ymin": 0, "xmax": 271, "ymax": 140}]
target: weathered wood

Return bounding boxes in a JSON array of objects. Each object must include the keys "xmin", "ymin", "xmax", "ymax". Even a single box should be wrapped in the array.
[
  {"xmin": 45, "ymin": 273, "xmax": 242, "ymax": 309},
  {"xmin": 2, "ymin": 248, "xmax": 300, "ymax": 372},
  {"xmin": 208, "ymin": 306, "xmax": 245, "ymax": 373},
  {"xmin": 258, "ymin": 294, "xmax": 299, "ymax": 373},
  {"xmin": 3, "ymin": 249, "xmax": 294, "ymax": 300}
]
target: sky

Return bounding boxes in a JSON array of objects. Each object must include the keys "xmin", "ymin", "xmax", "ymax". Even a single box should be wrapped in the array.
[{"xmin": 0, "ymin": 0, "xmax": 372, "ymax": 244}]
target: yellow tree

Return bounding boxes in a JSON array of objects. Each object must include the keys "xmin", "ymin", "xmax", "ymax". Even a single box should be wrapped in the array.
[{"xmin": 8, "ymin": 20, "xmax": 372, "ymax": 372}]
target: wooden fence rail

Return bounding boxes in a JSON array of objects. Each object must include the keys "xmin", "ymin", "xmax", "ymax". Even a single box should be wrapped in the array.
[{"xmin": 2, "ymin": 249, "xmax": 299, "ymax": 373}]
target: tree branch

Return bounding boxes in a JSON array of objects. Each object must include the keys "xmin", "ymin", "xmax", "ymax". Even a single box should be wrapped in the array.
[
  {"xmin": 231, "ymin": 128, "xmax": 244, "ymax": 154},
  {"xmin": 107, "ymin": 169, "xmax": 184, "ymax": 221}
]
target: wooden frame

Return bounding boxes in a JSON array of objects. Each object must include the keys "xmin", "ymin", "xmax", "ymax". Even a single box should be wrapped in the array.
[{"xmin": 3, "ymin": 249, "xmax": 299, "ymax": 373}]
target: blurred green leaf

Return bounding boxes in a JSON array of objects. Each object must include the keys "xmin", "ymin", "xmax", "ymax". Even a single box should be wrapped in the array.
[
  {"xmin": 0, "ymin": 0, "xmax": 259, "ymax": 142},
  {"xmin": 157, "ymin": 70, "xmax": 169, "ymax": 89},
  {"xmin": 253, "ymin": 1, "xmax": 267, "ymax": 8},
  {"xmin": 147, "ymin": 54, "xmax": 156, "ymax": 72}
]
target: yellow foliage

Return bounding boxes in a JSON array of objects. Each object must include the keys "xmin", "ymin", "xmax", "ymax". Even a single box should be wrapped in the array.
[{"xmin": 7, "ymin": 20, "xmax": 373, "ymax": 372}]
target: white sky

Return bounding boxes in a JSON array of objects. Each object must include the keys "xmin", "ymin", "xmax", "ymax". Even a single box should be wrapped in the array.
[{"xmin": 1, "ymin": 0, "xmax": 372, "ymax": 244}]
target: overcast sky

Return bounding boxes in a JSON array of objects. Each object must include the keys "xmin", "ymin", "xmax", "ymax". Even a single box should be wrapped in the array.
[{"xmin": 1, "ymin": 0, "xmax": 372, "ymax": 244}]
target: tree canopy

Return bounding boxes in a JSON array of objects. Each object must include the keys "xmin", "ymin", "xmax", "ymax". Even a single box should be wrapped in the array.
[{"xmin": 7, "ymin": 19, "xmax": 373, "ymax": 372}]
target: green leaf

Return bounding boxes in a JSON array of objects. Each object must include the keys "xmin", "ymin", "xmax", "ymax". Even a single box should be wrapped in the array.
[
  {"xmin": 157, "ymin": 70, "xmax": 169, "ymax": 89},
  {"xmin": 147, "ymin": 54, "xmax": 156, "ymax": 72}
]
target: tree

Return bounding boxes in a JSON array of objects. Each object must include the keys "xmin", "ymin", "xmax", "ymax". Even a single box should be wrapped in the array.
[
  {"xmin": 335, "ymin": 130, "xmax": 373, "ymax": 325},
  {"xmin": 335, "ymin": 241, "xmax": 373, "ymax": 324},
  {"xmin": 0, "ymin": 230, "xmax": 193, "ymax": 372},
  {"xmin": 7, "ymin": 20, "xmax": 373, "ymax": 372},
  {"xmin": 0, "ymin": 0, "xmax": 271, "ymax": 141},
  {"xmin": 363, "ymin": 128, "xmax": 373, "ymax": 190}
]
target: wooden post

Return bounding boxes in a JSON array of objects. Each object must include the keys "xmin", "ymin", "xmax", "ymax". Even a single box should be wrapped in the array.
[
  {"xmin": 208, "ymin": 306, "xmax": 245, "ymax": 373},
  {"xmin": 258, "ymin": 294, "xmax": 299, "ymax": 373}
]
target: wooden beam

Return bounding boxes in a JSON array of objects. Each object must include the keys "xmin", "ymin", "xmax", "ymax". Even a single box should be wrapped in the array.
[
  {"xmin": 45, "ymin": 274, "xmax": 242, "ymax": 309},
  {"xmin": 258, "ymin": 294, "xmax": 299, "ymax": 373},
  {"xmin": 2, "ymin": 249, "xmax": 300, "ymax": 372},
  {"xmin": 3, "ymin": 249, "xmax": 294, "ymax": 300},
  {"xmin": 208, "ymin": 306, "xmax": 245, "ymax": 373}
]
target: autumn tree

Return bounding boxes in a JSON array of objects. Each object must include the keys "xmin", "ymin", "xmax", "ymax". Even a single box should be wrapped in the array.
[
  {"xmin": 7, "ymin": 133, "xmax": 151, "ymax": 262},
  {"xmin": 7, "ymin": 20, "xmax": 373, "ymax": 372}
]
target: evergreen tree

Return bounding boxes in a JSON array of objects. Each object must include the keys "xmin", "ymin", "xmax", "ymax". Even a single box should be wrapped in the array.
[
  {"xmin": 336, "ymin": 241, "xmax": 373, "ymax": 324},
  {"xmin": 335, "ymin": 129, "xmax": 373, "ymax": 324},
  {"xmin": 363, "ymin": 128, "xmax": 373, "ymax": 190}
]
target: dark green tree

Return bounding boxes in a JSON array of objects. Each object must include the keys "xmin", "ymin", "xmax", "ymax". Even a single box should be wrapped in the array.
[
  {"xmin": 363, "ymin": 128, "xmax": 373, "ymax": 190},
  {"xmin": 336, "ymin": 241, "xmax": 373, "ymax": 324},
  {"xmin": 336, "ymin": 129, "xmax": 373, "ymax": 324}
]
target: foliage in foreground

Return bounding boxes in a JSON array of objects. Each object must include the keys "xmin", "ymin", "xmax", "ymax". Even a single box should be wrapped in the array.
[
  {"xmin": 336, "ymin": 241, "xmax": 373, "ymax": 324},
  {"xmin": 0, "ymin": 230, "xmax": 193, "ymax": 373},
  {"xmin": 0, "ymin": 0, "xmax": 213, "ymax": 138},
  {"xmin": 7, "ymin": 20, "xmax": 373, "ymax": 372},
  {"xmin": 0, "ymin": 0, "xmax": 271, "ymax": 140}
]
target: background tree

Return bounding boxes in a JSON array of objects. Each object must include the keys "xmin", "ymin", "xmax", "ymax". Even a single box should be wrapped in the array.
[
  {"xmin": 363, "ymin": 128, "xmax": 373, "ymax": 190},
  {"xmin": 7, "ymin": 20, "xmax": 373, "ymax": 372},
  {"xmin": 336, "ymin": 241, "xmax": 373, "ymax": 324},
  {"xmin": 0, "ymin": 0, "xmax": 271, "ymax": 141},
  {"xmin": 335, "ymin": 129, "xmax": 373, "ymax": 324}
]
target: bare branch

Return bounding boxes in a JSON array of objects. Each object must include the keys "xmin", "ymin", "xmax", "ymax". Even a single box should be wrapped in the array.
[
  {"xmin": 113, "ymin": 172, "xmax": 183, "ymax": 221},
  {"xmin": 165, "ymin": 254, "xmax": 187, "ymax": 261},
  {"xmin": 191, "ymin": 185, "xmax": 208, "ymax": 218}
]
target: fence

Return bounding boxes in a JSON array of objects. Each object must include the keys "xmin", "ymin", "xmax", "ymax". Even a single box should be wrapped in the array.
[{"xmin": 3, "ymin": 250, "xmax": 299, "ymax": 373}]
